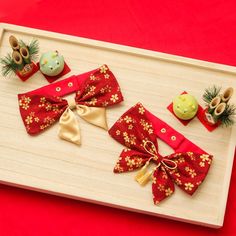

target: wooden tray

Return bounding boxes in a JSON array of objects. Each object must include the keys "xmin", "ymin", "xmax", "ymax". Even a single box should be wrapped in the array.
[{"xmin": 0, "ymin": 23, "xmax": 235, "ymax": 228}]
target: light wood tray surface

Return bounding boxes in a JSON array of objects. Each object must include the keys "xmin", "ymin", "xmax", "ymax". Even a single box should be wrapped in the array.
[{"xmin": 0, "ymin": 23, "xmax": 235, "ymax": 228}]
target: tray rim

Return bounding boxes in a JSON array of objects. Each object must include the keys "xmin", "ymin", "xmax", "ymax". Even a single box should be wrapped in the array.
[
  {"xmin": 1, "ymin": 22, "xmax": 236, "ymax": 75},
  {"xmin": 0, "ymin": 22, "xmax": 235, "ymax": 228}
]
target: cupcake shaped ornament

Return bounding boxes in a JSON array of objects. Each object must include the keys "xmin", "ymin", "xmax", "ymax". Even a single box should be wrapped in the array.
[
  {"xmin": 39, "ymin": 50, "xmax": 71, "ymax": 83},
  {"xmin": 173, "ymin": 93, "xmax": 198, "ymax": 120},
  {"xmin": 40, "ymin": 51, "xmax": 64, "ymax": 76}
]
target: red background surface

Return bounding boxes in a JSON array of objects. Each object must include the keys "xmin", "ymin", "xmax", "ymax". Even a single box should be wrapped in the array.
[{"xmin": 0, "ymin": 0, "xmax": 236, "ymax": 235}]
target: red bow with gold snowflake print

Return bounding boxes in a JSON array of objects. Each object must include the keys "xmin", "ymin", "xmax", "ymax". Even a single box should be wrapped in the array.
[
  {"xmin": 108, "ymin": 103, "xmax": 213, "ymax": 204},
  {"xmin": 18, "ymin": 65, "xmax": 123, "ymax": 145}
]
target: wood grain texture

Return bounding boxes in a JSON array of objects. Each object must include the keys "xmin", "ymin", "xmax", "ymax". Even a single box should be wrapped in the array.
[{"xmin": 0, "ymin": 23, "xmax": 235, "ymax": 228}]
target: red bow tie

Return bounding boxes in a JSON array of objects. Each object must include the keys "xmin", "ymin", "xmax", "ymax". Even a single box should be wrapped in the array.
[
  {"xmin": 18, "ymin": 65, "xmax": 123, "ymax": 144},
  {"xmin": 108, "ymin": 103, "xmax": 213, "ymax": 204}
]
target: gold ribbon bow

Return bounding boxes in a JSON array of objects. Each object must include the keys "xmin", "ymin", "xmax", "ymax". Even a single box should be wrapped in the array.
[
  {"xmin": 135, "ymin": 140, "xmax": 177, "ymax": 186},
  {"xmin": 58, "ymin": 98, "xmax": 108, "ymax": 145}
]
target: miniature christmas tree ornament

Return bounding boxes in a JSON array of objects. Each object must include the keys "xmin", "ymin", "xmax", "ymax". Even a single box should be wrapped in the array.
[
  {"xmin": 202, "ymin": 86, "xmax": 235, "ymax": 127},
  {"xmin": 0, "ymin": 35, "xmax": 39, "ymax": 81}
]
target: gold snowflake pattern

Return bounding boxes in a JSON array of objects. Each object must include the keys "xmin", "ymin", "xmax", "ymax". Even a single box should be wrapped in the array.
[
  {"xmin": 110, "ymin": 94, "xmax": 119, "ymax": 103},
  {"xmin": 175, "ymin": 172, "xmax": 180, "ymax": 177},
  {"xmin": 45, "ymin": 103, "xmax": 52, "ymax": 111},
  {"xmin": 175, "ymin": 156, "xmax": 185, "ymax": 164},
  {"xmin": 124, "ymin": 116, "xmax": 133, "ymax": 123},
  {"xmin": 125, "ymin": 156, "xmax": 136, "ymax": 168},
  {"xmin": 125, "ymin": 156, "xmax": 143, "ymax": 170},
  {"xmin": 24, "ymin": 112, "xmax": 40, "ymax": 126},
  {"xmin": 129, "ymin": 135, "xmax": 136, "ymax": 145},
  {"xmin": 100, "ymin": 65, "xmax": 108, "ymax": 73},
  {"xmin": 114, "ymin": 163, "xmax": 124, "ymax": 172},
  {"xmin": 85, "ymin": 85, "xmax": 96, "ymax": 96},
  {"xmin": 140, "ymin": 119, "xmax": 150, "ymax": 130},
  {"xmin": 40, "ymin": 116, "xmax": 55, "ymax": 130},
  {"xmin": 185, "ymin": 166, "xmax": 196, "ymax": 178},
  {"xmin": 19, "ymin": 95, "xmax": 31, "ymax": 110},
  {"xmin": 184, "ymin": 182, "xmax": 194, "ymax": 191},
  {"xmin": 199, "ymin": 162, "xmax": 205, "ymax": 167},
  {"xmin": 90, "ymin": 75, "xmax": 100, "ymax": 81},
  {"xmin": 165, "ymin": 188, "xmax": 173, "ymax": 196},
  {"xmin": 39, "ymin": 97, "xmax": 46, "ymax": 107},
  {"xmin": 200, "ymin": 154, "xmax": 211, "ymax": 163},
  {"xmin": 102, "ymin": 101, "xmax": 109, "ymax": 107},
  {"xmin": 38, "ymin": 97, "xmax": 62, "ymax": 114},
  {"xmin": 123, "ymin": 148, "xmax": 131, "ymax": 152},
  {"xmin": 136, "ymin": 158, "xmax": 143, "ymax": 167},
  {"xmin": 175, "ymin": 179, "xmax": 182, "ymax": 185},
  {"xmin": 116, "ymin": 130, "xmax": 121, "ymax": 135},
  {"xmin": 128, "ymin": 124, "xmax": 133, "ymax": 130},
  {"xmin": 34, "ymin": 117, "xmax": 40, "ymax": 122},
  {"xmin": 86, "ymin": 97, "xmax": 97, "ymax": 106},
  {"xmin": 148, "ymin": 129, "xmax": 153, "ymax": 134},
  {"xmin": 140, "ymin": 119, "xmax": 153, "ymax": 134},
  {"xmin": 25, "ymin": 115, "xmax": 33, "ymax": 125},
  {"xmin": 162, "ymin": 172, "xmax": 168, "ymax": 179},
  {"xmin": 138, "ymin": 106, "xmax": 145, "ymax": 115},
  {"xmin": 158, "ymin": 184, "xmax": 165, "ymax": 192},
  {"xmin": 199, "ymin": 154, "xmax": 211, "ymax": 167},
  {"xmin": 123, "ymin": 132, "xmax": 129, "ymax": 143},
  {"xmin": 123, "ymin": 132, "xmax": 136, "ymax": 145},
  {"xmin": 52, "ymin": 105, "xmax": 61, "ymax": 113},
  {"xmin": 100, "ymin": 85, "xmax": 112, "ymax": 94},
  {"xmin": 187, "ymin": 152, "xmax": 196, "ymax": 161},
  {"xmin": 168, "ymin": 168, "xmax": 177, "ymax": 175},
  {"xmin": 44, "ymin": 116, "xmax": 55, "ymax": 125},
  {"xmin": 104, "ymin": 73, "xmax": 110, "ymax": 79}
]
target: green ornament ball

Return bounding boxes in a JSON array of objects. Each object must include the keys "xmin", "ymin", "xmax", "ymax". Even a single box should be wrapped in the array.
[
  {"xmin": 39, "ymin": 51, "xmax": 64, "ymax": 76},
  {"xmin": 173, "ymin": 94, "xmax": 198, "ymax": 120}
]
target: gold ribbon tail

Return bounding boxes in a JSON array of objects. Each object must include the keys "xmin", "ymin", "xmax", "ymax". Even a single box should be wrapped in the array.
[
  {"xmin": 58, "ymin": 107, "xmax": 81, "ymax": 145},
  {"xmin": 135, "ymin": 161, "xmax": 160, "ymax": 186},
  {"xmin": 76, "ymin": 105, "xmax": 108, "ymax": 130}
]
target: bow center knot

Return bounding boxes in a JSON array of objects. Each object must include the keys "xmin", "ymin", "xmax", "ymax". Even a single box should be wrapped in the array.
[
  {"xmin": 135, "ymin": 140, "xmax": 178, "ymax": 186},
  {"xmin": 143, "ymin": 140, "xmax": 161, "ymax": 161},
  {"xmin": 67, "ymin": 98, "xmax": 77, "ymax": 110}
]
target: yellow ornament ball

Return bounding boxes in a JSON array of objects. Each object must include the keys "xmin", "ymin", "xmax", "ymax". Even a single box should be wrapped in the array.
[{"xmin": 173, "ymin": 94, "xmax": 198, "ymax": 120}]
